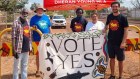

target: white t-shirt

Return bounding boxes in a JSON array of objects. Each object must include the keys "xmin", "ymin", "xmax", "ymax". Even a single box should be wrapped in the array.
[{"xmin": 85, "ymin": 21, "xmax": 105, "ymax": 31}]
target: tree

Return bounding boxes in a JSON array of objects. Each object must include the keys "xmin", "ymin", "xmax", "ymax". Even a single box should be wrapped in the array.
[
  {"xmin": 117, "ymin": 0, "xmax": 123, "ymax": 3},
  {"xmin": 131, "ymin": 0, "xmax": 140, "ymax": 9},
  {"xmin": 16, "ymin": 0, "xmax": 28, "ymax": 10},
  {"xmin": 0, "ymin": 0, "xmax": 16, "ymax": 13},
  {"xmin": 0, "ymin": 0, "xmax": 28, "ymax": 22},
  {"xmin": 0, "ymin": 0, "xmax": 28, "ymax": 13},
  {"xmin": 30, "ymin": 3, "xmax": 39, "ymax": 11}
]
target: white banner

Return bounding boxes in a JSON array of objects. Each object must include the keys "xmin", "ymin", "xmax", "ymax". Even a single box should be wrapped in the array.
[{"xmin": 38, "ymin": 30, "xmax": 108, "ymax": 79}]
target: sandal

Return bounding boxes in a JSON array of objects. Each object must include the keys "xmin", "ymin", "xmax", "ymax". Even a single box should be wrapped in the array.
[{"xmin": 108, "ymin": 75, "xmax": 115, "ymax": 79}]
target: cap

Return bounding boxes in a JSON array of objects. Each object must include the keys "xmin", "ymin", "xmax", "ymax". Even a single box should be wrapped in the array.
[{"xmin": 21, "ymin": 8, "xmax": 29, "ymax": 13}]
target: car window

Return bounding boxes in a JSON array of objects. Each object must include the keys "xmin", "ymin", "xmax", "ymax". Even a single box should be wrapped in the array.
[{"xmin": 53, "ymin": 16, "xmax": 65, "ymax": 19}]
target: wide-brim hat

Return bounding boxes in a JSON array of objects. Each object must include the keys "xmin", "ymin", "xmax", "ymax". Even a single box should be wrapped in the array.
[{"xmin": 34, "ymin": 4, "xmax": 46, "ymax": 13}]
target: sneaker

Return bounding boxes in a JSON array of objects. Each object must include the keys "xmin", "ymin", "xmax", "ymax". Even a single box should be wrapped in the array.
[
  {"xmin": 108, "ymin": 75, "xmax": 115, "ymax": 79},
  {"xmin": 35, "ymin": 71, "xmax": 40, "ymax": 77}
]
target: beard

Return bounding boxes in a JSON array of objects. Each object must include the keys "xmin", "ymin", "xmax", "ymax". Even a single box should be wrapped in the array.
[
  {"xmin": 37, "ymin": 13, "xmax": 43, "ymax": 16},
  {"xmin": 113, "ymin": 9, "xmax": 119, "ymax": 13},
  {"xmin": 21, "ymin": 15, "xmax": 27, "ymax": 19}
]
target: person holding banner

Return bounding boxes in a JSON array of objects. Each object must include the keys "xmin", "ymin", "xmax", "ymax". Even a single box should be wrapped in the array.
[
  {"xmin": 85, "ymin": 12, "xmax": 105, "ymax": 31},
  {"xmin": 30, "ymin": 4, "xmax": 51, "ymax": 77},
  {"xmin": 104, "ymin": 2, "xmax": 129, "ymax": 79},
  {"xmin": 70, "ymin": 8, "xmax": 88, "ymax": 32},
  {"xmin": 12, "ymin": 8, "xmax": 32, "ymax": 79}
]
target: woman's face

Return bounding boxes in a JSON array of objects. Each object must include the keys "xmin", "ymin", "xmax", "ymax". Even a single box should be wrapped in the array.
[{"xmin": 91, "ymin": 14, "xmax": 98, "ymax": 21}]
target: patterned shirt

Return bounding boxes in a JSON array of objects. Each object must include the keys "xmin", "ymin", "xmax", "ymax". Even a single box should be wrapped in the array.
[{"xmin": 12, "ymin": 17, "xmax": 32, "ymax": 53}]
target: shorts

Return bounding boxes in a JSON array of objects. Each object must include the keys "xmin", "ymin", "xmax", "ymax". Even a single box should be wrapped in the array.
[{"xmin": 107, "ymin": 41, "xmax": 125, "ymax": 61}]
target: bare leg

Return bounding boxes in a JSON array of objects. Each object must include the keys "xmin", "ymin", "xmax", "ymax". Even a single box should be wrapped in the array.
[
  {"xmin": 110, "ymin": 58, "xmax": 115, "ymax": 76},
  {"xmin": 36, "ymin": 54, "xmax": 39, "ymax": 71},
  {"xmin": 36, "ymin": 54, "xmax": 40, "ymax": 77},
  {"xmin": 118, "ymin": 61, "xmax": 123, "ymax": 77}
]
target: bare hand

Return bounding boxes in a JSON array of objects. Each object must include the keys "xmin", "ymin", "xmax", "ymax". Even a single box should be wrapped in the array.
[
  {"xmin": 33, "ymin": 25, "xmax": 37, "ymax": 30},
  {"xmin": 120, "ymin": 42, "xmax": 126, "ymax": 49}
]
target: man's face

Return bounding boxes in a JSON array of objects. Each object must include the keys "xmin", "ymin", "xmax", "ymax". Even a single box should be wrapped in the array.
[
  {"xmin": 76, "ymin": 10, "xmax": 83, "ymax": 17},
  {"xmin": 36, "ymin": 8, "xmax": 44, "ymax": 16},
  {"xmin": 22, "ymin": 12, "xmax": 28, "ymax": 19},
  {"xmin": 111, "ymin": 4, "xmax": 120, "ymax": 13}
]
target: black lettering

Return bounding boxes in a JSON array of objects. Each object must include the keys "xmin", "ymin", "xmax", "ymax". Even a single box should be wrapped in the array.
[
  {"xmin": 64, "ymin": 39, "xmax": 77, "ymax": 52},
  {"xmin": 57, "ymin": 55, "xmax": 69, "ymax": 69},
  {"xmin": 84, "ymin": 53, "xmax": 94, "ymax": 67},
  {"xmin": 80, "ymin": 38, "xmax": 90, "ymax": 51},
  {"xmin": 51, "ymin": 39, "xmax": 62, "ymax": 53},
  {"xmin": 92, "ymin": 37, "xmax": 101, "ymax": 50},
  {"xmin": 71, "ymin": 54, "xmax": 82, "ymax": 68}
]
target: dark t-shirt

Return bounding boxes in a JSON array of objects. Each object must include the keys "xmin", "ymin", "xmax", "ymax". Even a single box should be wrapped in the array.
[
  {"xmin": 70, "ymin": 17, "xmax": 88, "ymax": 32},
  {"xmin": 20, "ymin": 17, "xmax": 30, "ymax": 52},
  {"xmin": 106, "ymin": 13, "xmax": 129, "ymax": 45}
]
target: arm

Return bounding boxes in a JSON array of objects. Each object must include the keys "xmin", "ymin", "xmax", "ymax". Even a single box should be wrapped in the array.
[
  {"xmin": 30, "ymin": 17, "xmax": 34, "ymax": 27},
  {"xmin": 12, "ymin": 21, "xmax": 19, "ymax": 59},
  {"xmin": 48, "ymin": 18, "xmax": 52, "ymax": 33},
  {"xmin": 29, "ymin": 26, "xmax": 33, "ymax": 51},
  {"xmin": 120, "ymin": 27, "xmax": 128, "ymax": 48},
  {"xmin": 103, "ymin": 15, "xmax": 110, "ymax": 33},
  {"xmin": 70, "ymin": 19, "xmax": 75, "ymax": 32},
  {"xmin": 103, "ymin": 25, "xmax": 109, "ymax": 33},
  {"xmin": 12, "ymin": 21, "xmax": 17, "ymax": 54},
  {"xmin": 30, "ymin": 17, "xmax": 37, "ymax": 29},
  {"xmin": 120, "ymin": 16, "xmax": 129, "ymax": 48},
  {"xmin": 84, "ymin": 19, "xmax": 88, "ymax": 31}
]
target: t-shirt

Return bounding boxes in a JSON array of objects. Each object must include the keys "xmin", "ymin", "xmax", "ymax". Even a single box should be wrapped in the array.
[
  {"xmin": 70, "ymin": 17, "xmax": 88, "ymax": 32},
  {"xmin": 106, "ymin": 13, "xmax": 129, "ymax": 45},
  {"xmin": 19, "ymin": 17, "xmax": 30, "ymax": 53},
  {"xmin": 30, "ymin": 14, "xmax": 51, "ymax": 41},
  {"xmin": 85, "ymin": 21, "xmax": 105, "ymax": 31}
]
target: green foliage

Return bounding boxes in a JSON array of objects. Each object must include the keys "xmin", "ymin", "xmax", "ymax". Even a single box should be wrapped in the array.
[
  {"xmin": 117, "ymin": 0, "xmax": 123, "ymax": 3},
  {"xmin": 0, "ymin": 0, "xmax": 28, "ymax": 22},
  {"xmin": 0, "ymin": 0, "xmax": 16, "ymax": 12},
  {"xmin": 85, "ymin": 10, "xmax": 95, "ymax": 17},
  {"xmin": 46, "ymin": 11, "xmax": 54, "ymax": 16},
  {"xmin": 30, "ymin": 3, "xmax": 39, "ymax": 11}
]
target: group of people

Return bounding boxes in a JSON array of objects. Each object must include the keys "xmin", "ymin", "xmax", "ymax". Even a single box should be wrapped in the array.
[
  {"xmin": 12, "ymin": 1, "xmax": 128, "ymax": 79},
  {"xmin": 12, "ymin": 4, "xmax": 51, "ymax": 79}
]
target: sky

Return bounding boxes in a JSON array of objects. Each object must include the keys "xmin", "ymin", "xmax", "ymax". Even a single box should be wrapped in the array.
[{"xmin": 25, "ymin": 0, "xmax": 137, "ymax": 10}]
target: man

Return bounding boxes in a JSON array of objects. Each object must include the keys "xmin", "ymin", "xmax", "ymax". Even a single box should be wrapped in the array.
[
  {"xmin": 30, "ymin": 4, "xmax": 51, "ymax": 77},
  {"xmin": 70, "ymin": 8, "xmax": 88, "ymax": 32},
  {"xmin": 12, "ymin": 8, "xmax": 32, "ymax": 79},
  {"xmin": 85, "ymin": 12, "xmax": 105, "ymax": 31},
  {"xmin": 104, "ymin": 2, "xmax": 129, "ymax": 79}
]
